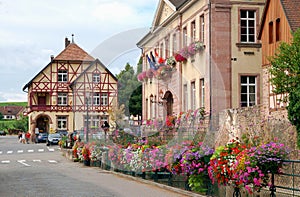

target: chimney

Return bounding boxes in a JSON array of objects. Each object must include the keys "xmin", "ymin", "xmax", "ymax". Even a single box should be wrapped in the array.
[
  {"xmin": 65, "ymin": 37, "xmax": 70, "ymax": 48},
  {"xmin": 50, "ymin": 55, "xmax": 54, "ymax": 61}
]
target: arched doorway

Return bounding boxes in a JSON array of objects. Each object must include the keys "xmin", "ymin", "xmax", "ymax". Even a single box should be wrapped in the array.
[
  {"xmin": 34, "ymin": 114, "xmax": 52, "ymax": 134},
  {"xmin": 164, "ymin": 91, "xmax": 173, "ymax": 116}
]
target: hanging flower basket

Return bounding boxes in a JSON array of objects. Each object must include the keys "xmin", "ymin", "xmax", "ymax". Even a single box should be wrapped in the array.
[
  {"xmin": 166, "ymin": 56, "xmax": 176, "ymax": 67},
  {"xmin": 137, "ymin": 71, "xmax": 148, "ymax": 82},
  {"xmin": 174, "ymin": 53, "xmax": 187, "ymax": 62}
]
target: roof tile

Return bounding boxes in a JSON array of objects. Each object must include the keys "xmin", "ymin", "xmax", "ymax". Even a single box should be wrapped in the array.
[{"xmin": 54, "ymin": 43, "xmax": 95, "ymax": 61}]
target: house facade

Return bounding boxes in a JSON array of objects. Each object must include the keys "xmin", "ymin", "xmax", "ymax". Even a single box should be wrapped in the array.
[
  {"xmin": 258, "ymin": 0, "xmax": 300, "ymax": 116},
  {"xmin": 0, "ymin": 106, "xmax": 25, "ymax": 120},
  {"xmin": 137, "ymin": 0, "xmax": 265, "ymax": 125},
  {"xmin": 23, "ymin": 38, "xmax": 118, "ymax": 135}
]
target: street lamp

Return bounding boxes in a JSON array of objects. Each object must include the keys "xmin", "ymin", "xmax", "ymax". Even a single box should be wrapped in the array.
[
  {"xmin": 86, "ymin": 93, "xmax": 91, "ymax": 142},
  {"xmin": 149, "ymin": 89, "xmax": 166, "ymax": 105}
]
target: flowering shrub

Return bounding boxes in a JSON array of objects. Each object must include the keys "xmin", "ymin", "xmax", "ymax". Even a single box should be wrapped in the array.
[
  {"xmin": 208, "ymin": 139, "xmax": 246, "ymax": 186},
  {"xmin": 82, "ymin": 144, "xmax": 90, "ymax": 161},
  {"xmin": 73, "ymin": 141, "xmax": 84, "ymax": 160},
  {"xmin": 233, "ymin": 142, "xmax": 290, "ymax": 193},
  {"xmin": 89, "ymin": 145, "xmax": 102, "ymax": 161},
  {"xmin": 180, "ymin": 142, "xmax": 214, "ymax": 175}
]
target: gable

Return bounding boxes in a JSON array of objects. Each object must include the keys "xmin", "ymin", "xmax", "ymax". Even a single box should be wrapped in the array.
[
  {"xmin": 54, "ymin": 43, "xmax": 95, "ymax": 61},
  {"xmin": 258, "ymin": 0, "xmax": 300, "ymax": 39},
  {"xmin": 152, "ymin": 0, "xmax": 176, "ymax": 27},
  {"xmin": 70, "ymin": 59, "xmax": 118, "ymax": 86}
]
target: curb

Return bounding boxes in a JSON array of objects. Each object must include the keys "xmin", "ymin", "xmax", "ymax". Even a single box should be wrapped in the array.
[{"xmin": 61, "ymin": 148, "xmax": 206, "ymax": 197}]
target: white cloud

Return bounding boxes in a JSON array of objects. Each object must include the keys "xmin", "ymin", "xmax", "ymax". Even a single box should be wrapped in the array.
[
  {"xmin": 0, "ymin": 0, "xmax": 159, "ymax": 102},
  {"xmin": 0, "ymin": 91, "xmax": 27, "ymax": 102}
]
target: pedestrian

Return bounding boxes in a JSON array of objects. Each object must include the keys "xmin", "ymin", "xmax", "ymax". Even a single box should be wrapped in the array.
[
  {"xmin": 18, "ymin": 131, "xmax": 22, "ymax": 142},
  {"xmin": 101, "ymin": 121, "xmax": 110, "ymax": 140},
  {"xmin": 25, "ymin": 132, "xmax": 31, "ymax": 144},
  {"xmin": 21, "ymin": 132, "xmax": 26, "ymax": 144}
]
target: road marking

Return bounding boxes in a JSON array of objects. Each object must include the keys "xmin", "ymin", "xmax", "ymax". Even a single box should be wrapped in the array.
[
  {"xmin": 33, "ymin": 160, "xmax": 42, "ymax": 162},
  {"xmin": 48, "ymin": 147, "xmax": 55, "ymax": 152},
  {"xmin": 1, "ymin": 160, "xmax": 10, "ymax": 164},
  {"xmin": 28, "ymin": 150, "xmax": 34, "ymax": 153},
  {"xmin": 0, "ymin": 151, "xmax": 2, "ymax": 154},
  {"xmin": 7, "ymin": 151, "xmax": 13, "ymax": 154},
  {"xmin": 38, "ymin": 149, "xmax": 44, "ymax": 152},
  {"xmin": 17, "ymin": 160, "xmax": 30, "ymax": 167},
  {"xmin": 48, "ymin": 160, "xmax": 57, "ymax": 163},
  {"xmin": 17, "ymin": 150, "xmax": 24, "ymax": 153}
]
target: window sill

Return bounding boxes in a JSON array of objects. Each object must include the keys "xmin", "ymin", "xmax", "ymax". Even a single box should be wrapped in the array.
[{"xmin": 236, "ymin": 43, "xmax": 262, "ymax": 48}]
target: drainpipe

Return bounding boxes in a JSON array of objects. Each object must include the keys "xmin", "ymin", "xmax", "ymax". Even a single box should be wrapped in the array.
[
  {"xmin": 209, "ymin": 0, "xmax": 213, "ymax": 131},
  {"xmin": 179, "ymin": 14, "xmax": 183, "ymax": 113}
]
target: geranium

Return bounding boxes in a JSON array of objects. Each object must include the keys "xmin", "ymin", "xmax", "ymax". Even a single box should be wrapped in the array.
[
  {"xmin": 233, "ymin": 142, "xmax": 290, "ymax": 193},
  {"xmin": 174, "ymin": 53, "xmax": 187, "ymax": 62},
  {"xmin": 208, "ymin": 139, "xmax": 246, "ymax": 186}
]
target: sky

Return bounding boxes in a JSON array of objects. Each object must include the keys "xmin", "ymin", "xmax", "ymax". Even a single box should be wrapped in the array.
[{"xmin": 0, "ymin": 0, "xmax": 159, "ymax": 102}]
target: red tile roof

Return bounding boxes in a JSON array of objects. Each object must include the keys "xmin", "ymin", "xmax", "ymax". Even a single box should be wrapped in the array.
[
  {"xmin": 0, "ymin": 106, "xmax": 24, "ymax": 116},
  {"xmin": 281, "ymin": 0, "xmax": 300, "ymax": 32},
  {"xmin": 54, "ymin": 43, "xmax": 95, "ymax": 61}
]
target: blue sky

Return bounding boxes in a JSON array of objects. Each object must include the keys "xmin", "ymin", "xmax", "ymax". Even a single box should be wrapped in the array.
[{"xmin": 0, "ymin": 0, "xmax": 159, "ymax": 102}]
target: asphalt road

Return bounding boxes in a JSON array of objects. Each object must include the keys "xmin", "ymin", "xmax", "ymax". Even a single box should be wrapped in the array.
[{"xmin": 0, "ymin": 135, "xmax": 202, "ymax": 197}]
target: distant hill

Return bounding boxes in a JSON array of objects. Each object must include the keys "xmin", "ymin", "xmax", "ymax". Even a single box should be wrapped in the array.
[{"xmin": 0, "ymin": 102, "xmax": 27, "ymax": 107}]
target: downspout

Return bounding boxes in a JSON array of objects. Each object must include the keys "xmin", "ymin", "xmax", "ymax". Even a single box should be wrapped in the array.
[
  {"xmin": 179, "ymin": 14, "xmax": 183, "ymax": 113},
  {"xmin": 137, "ymin": 46, "xmax": 144, "ymax": 122},
  {"xmin": 208, "ymin": 0, "xmax": 213, "ymax": 130}
]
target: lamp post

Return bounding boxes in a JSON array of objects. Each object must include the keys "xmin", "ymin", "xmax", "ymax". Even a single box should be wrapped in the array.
[{"xmin": 86, "ymin": 95, "xmax": 89, "ymax": 142}]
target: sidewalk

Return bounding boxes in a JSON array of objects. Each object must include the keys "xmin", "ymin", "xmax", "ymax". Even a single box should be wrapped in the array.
[{"xmin": 61, "ymin": 148, "xmax": 206, "ymax": 197}]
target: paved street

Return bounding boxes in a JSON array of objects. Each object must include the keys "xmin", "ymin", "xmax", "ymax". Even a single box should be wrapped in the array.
[{"xmin": 0, "ymin": 136, "xmax": 201, "ymax": 197}]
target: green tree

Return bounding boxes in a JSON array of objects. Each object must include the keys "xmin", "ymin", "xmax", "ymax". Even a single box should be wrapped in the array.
[
  {"xmin": 116, "ymin": 59, "xmax": 142, "ymax": 117},
  {"xmin": 13, "ymin": 115, "xmax": 28, "ymax": 132},
  {"xmin": 269, "ymin": 28, "xmax": 300, "ymax": 147},
  {"xmin": 0, "ymin": 112, "xmax": 3, "ymax": 120}
]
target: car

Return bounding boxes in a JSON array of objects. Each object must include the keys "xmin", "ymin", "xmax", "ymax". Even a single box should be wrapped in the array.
[
  {"xmin": 57, "ymin": 130, "xmax": 68, "ymax": 136},
  {"xmin": 92, "ymin": 132, "xmax": 104, "ymax": 140},
  {"xmin": 36, "ymin": 132, "xmax": 48, "ymax": 143},
  {"xmin": 47, "ymin": 133, "xmax": 62, "ymax": 146},
  {"xmin": 0, "ymin": 130, "xmax": 6, "ymax": 136}
]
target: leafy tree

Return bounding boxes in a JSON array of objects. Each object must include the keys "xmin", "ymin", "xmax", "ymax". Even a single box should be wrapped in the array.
[
  {"xmin": 269, "ymin": 28, "xmax": 300, "ymax": 147},
  {"xmin": 13, "ymin": 115, "xmax": 28, "ymax": 132},
  {"xmin": 116, "ymin": 59, "xmax": 142, "ymax": 117},
  {"xmin": 0, "ymin": 112, "xmax": 3, "ymax": 120}
]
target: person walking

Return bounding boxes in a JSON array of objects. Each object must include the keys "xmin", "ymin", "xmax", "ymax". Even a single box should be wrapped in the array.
[
  {"xmin": 101, "ymin": 121, "xmax": 110, "ymax": 140},
  {"xmin": 25, "ymin": 132, "xmax": 31, "ymax": 144}
]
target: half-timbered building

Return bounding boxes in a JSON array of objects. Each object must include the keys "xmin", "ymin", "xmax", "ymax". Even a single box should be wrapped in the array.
[
  {"xmin": 258, "ymin": 0, "xmax": 300, "ymax": 116},
  {"xmin": 137, "ymin": 0, "xmax": 265, "ymax": 126},
  {"xmin": 23, "ymin": 38, "xmax": 118, "ymax": 136}
]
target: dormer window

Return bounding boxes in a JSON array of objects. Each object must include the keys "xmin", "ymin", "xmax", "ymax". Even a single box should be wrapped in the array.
[{"xmin": 58, "ymin": 70, "xmax": 68, "ymax": 82}]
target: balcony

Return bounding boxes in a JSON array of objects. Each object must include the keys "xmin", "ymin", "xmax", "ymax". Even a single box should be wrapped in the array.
[{"xmin": 30, "ymin": 105, "xmax": 73, "ymax": 112}]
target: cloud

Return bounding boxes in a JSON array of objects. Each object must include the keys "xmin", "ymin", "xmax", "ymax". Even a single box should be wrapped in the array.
[
  {"xmin": 0, "ymin": 91, "xmax": 27, "ymax": 102},
  {"xmin": 0, "ymin": 0, "xmax": 159, "ymax": 102}
]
